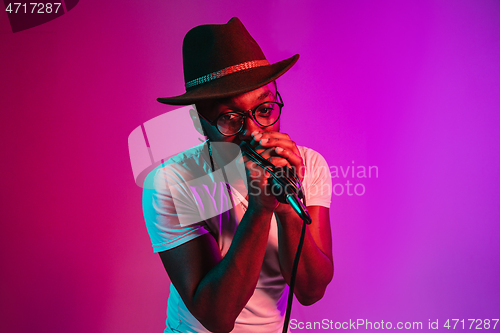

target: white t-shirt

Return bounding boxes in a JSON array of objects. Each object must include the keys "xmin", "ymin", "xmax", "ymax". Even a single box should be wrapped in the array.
[{"xmin": 142, "ymin": 142, "xmax": 332, "ymax": 333}]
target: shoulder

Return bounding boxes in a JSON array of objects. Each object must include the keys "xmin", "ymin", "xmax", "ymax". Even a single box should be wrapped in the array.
[
  {"xmin": 165, "ymin": 142, "xmax": 208, "ymax": 167},
  {"xmin": 142, "ymin": 143, "xmax": 212, "ymax": 252},
  {"xmin": 298, "ymin": 146, "xmax": 329, "ymax": 171},
  {"xmin": 143, "ymin": 142, "xmax": 211, "ymax": 190},
  {"xmin": 297, "ymin": 146, "xmax": 332, "ymax": 207},
  {"xmin": 161, "ymin": 142, "xmax": 210, "ymax": 178}
]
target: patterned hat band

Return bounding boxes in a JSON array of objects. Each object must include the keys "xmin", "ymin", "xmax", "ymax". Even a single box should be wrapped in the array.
[{"xmin": 185, "ymin": 60, "xmax": 270, "ymax": 89}]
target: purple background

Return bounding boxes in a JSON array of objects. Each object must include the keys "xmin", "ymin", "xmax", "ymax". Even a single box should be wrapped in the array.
[{"xmin": 1, "ymin": 0, "xmax": 499, "ymax": 332}]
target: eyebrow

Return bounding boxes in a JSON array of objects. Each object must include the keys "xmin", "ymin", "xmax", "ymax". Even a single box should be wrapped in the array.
[
  {"xmin": 257, "ymin": 90, "xmax": 272, "ymax": 101},
  {"xmin": 219, "ymin": 89, "xmax": 274, "ymax": 105},
  {"xmin": 214, "ymin": 88, "xmax": 276, "ymax": 117}
]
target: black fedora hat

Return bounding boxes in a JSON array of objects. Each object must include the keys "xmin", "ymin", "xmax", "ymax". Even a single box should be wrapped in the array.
[{"xmin": 157, "ymin": 17, "xmax": 299, "ymax": 105}]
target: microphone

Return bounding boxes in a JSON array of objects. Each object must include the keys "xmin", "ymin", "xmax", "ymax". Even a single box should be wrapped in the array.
[
  {"xmin": 240, "ymin": 141, "xmax": 312, "ymax": 224},
  {"xmin": 284, "ymin": 191, "xmax": 312, "ymax": 225}
]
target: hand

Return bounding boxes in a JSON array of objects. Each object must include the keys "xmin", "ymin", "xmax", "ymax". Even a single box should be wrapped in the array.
[
  {"xmin": 249, "ymin": 130, "xmax": 304, "ymax": 183},
  {"xmin": 242, "ymin": 150, "xmax": 279, "ymax": 213},
  {"xmin": 248, "ymin": 130, "xmax": 305, "ymax": 215}
]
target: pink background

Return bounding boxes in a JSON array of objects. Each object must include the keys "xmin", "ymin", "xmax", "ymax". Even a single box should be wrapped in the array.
[{"xmin": 1, "ymin": 0, "xmax": 499, "ymax": 332}]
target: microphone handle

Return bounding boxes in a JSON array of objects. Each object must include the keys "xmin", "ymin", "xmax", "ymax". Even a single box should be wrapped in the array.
[
  {"xmin": 286, "ymin": 193, "xmax": 312, "ymax": 224},
  {"xmin": 241, "ymin": 141, "xmax": 312, "ymax": 224}
]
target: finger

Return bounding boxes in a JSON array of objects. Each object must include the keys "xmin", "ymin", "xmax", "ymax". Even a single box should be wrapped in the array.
[
  {"xmin": 267, "ymin": 156, "xmax": 291, "ymax": 168},
  {"xmin": 256, "ymin": 130, "xmax": 291, "ymax": 141},
  {"xmin": 253, "ymin": 147, "xmax": 279, "ymax": 160},
  {"xmin": 250, "ymin": 130, "xmax": 290, "ymax": 146},
  {"xmin": 273, "ymin": 147, "xmax": 304, "ymax": 181},
  {"xmin": 254, "ymin": 132, "xmax": 300, "ymax": 156},
  {"xmin": 250, "ymin": 147, "xmax": 300, "ymax": 175},
  {"xmin": 258, "ymin": 138, "xmax": 299, "ymax": 156},
  {"xmin": 262, "ymin": 145, "xmax": 301, "ymax": 170},
  {"xmin": 249, "ymin": 130, "xmax": 264, "ymax": 148}
]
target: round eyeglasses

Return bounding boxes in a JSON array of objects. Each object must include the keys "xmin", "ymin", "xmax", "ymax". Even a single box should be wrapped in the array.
[{"xmin": 199, "ymin": 91, "xmax": 284, "ymax": 136}]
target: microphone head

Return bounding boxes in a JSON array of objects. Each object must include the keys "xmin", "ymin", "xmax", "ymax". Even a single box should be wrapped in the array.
[
  {"xmin": 270, "ymin": 166, "xmax": 302, "ymax": 203},
  {"xmin": 240, "ymin": 141, "xmax": 304, "ymax": 203}
]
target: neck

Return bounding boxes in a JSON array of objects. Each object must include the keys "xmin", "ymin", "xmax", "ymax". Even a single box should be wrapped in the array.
[{"xmin": 207, "ymin": 140, "xmax": 248, "ymax": 198}]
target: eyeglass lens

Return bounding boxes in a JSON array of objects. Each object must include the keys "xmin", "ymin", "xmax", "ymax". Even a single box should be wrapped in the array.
[{"xmin": 217, "ymin": 101, "xmax": 281, "ymax": 135}]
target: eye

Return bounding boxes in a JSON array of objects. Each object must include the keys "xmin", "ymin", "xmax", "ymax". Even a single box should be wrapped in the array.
[
  {"xmin": 255, "ymin": 103, "xmax": 276, "ymax": 117},
  {"xmin": 219, "ymin": 112, "xmax": 241, "ymax": 122}
]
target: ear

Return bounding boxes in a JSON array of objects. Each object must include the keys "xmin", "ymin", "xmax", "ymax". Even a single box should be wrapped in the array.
[{"xmin": 189, "ymin": 106, "xmax": 206, "ymax": 136}]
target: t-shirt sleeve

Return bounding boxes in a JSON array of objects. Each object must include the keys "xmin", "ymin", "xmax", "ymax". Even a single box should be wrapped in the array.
[
  {"xmin": 142, "ymin": 166, "xmax": 209, "ymax": 253},
  {"xmin": 301, "ymin": 147, "xmax": 332, "ymax": 208}
]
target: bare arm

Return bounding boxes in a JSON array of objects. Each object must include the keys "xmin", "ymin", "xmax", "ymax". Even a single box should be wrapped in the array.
[
  {"xmin": 275, "ymin": 205, "xmax": 333, "ymax": 305},
  {"xmin": 159, "ymin": 208, "xmax": 272, "ymax": 332},
  {"xmin": 158, "ymin": 157, "xmax": 280, "ymax": 333},
  {"xmin": 251, "ymin": 131, "xmax": 334, "ymax": 305}
]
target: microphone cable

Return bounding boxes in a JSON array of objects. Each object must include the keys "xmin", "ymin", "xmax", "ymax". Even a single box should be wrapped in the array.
[{"xmin": 282, "ymin": 203, "xmax": 308, "ymax": 333}]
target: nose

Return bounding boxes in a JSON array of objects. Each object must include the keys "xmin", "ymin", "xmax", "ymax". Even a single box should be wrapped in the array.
[{"xmin": 238, "ymin": 114, "xmax": 262, "ymax": 142}]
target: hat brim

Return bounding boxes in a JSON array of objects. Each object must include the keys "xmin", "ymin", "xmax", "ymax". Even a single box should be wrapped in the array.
[{"xmin": 157, "ymin": 54, "xmax": 299, "ymax": 105}]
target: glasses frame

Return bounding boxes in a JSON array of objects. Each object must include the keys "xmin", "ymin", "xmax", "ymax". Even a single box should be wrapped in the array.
[{"xmin": 198, "ymin": 91, "xmax": 284, "ymax": 137}]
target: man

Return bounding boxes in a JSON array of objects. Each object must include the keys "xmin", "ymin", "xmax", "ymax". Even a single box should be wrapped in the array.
[{"xmin": 143, "ymin": 17, "xmax": 333, "ymax": 332}]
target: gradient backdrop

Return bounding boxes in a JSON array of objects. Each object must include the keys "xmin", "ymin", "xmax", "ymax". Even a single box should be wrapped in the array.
[{"xmin": 1, "ymin": 1, "xmax": 499, "ymax": 332}]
